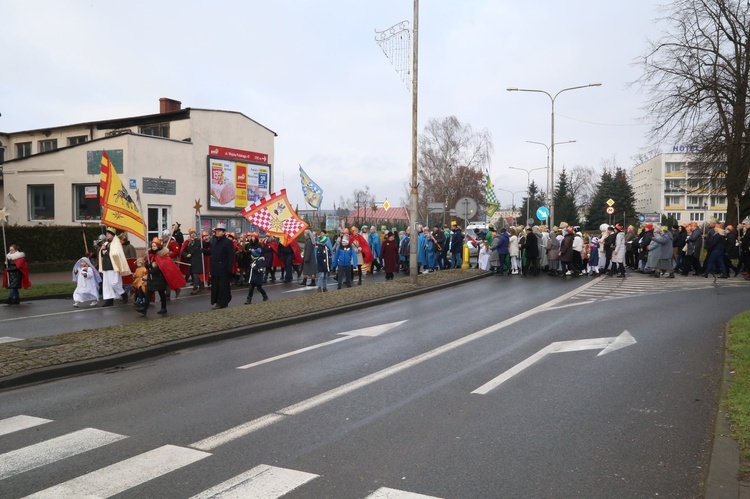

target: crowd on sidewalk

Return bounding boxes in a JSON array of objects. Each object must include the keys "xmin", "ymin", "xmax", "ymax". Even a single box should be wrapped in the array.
[{"xmin": 6, "ymin": 218, "xmax": 748, "ymax": 315}]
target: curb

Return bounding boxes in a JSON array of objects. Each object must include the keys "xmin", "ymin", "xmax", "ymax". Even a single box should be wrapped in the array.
[
  {"xmin": 0, "ymin": 272, "xmax": 492, "ymax": 391},
  {"xmin": 704, "ymin": 323, "xmax": 750, "ymax": 498}
]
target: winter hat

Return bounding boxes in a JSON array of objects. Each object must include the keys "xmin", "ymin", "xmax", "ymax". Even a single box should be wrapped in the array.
[
  {"xmin": 251, "ymin": 247, "xmax": 262, "ymax": 257},
  {"xmin": 106, "ymin": 227, "xmax": 117, "ymax": 235},
  {"xmin": 591, "ymin": 237, "xmax": 599, "ymax": 246},
  {"xmin": 342, "ymin": 236, "xmax": 350, "ymax": 245}
]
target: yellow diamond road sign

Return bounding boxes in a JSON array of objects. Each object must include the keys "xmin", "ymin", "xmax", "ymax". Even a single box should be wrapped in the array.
[
  {"xmin": 383, "ymin": 200, "xmax": 391, "ymax": 211},
  {"xmin": 606, "ymin": 198, "xmax": 615, "ymax": 207}
]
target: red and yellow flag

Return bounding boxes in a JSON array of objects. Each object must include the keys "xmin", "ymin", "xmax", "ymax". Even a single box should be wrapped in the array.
[
  {"xmin": 239, "ymin": 189, "xmax": 308, "ymax": 245},
  {"xmin": 99, "ymin": 151, "xmax": 146, "ymax": 241}
]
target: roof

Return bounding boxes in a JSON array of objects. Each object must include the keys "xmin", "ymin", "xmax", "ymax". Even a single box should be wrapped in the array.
[
  {"xmin": 0, "ymin": 107, "xmax": 276, "ymax": 137},
  {"xmin": 348, "ymin": 206, "xmax": 410, "ymax": 221}
]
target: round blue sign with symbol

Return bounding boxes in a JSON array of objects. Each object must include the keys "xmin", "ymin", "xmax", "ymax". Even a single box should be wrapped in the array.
[
  {"xmin": 638, "ymin": 215, "xmax": 645, "ymax": 222},
  {"xmin": 536, "ymin": 206, "xmax": 549, "ymax": 221}
]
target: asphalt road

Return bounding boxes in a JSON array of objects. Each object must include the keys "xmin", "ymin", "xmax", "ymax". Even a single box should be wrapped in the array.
[{"xmin": 0, "ymin": 275, "xmax": 748, "ymax": 497}]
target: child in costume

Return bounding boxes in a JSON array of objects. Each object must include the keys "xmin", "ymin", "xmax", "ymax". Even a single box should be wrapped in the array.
[
  {"xmin": 72, "ymin": 257, "xmax": 100, "ymax": 307},
  {"xmin": 244, "ymin": 247, "xmax": 269, "ymax": 304},
  {"xmin": 316, "ymin": 232, "xmax": 332, "ymax": 292},
  {"xmin": 132, "ymin": 258, "xmax": 148, "ymax": 308},
  {"xmin": 331, "ymin": 236, "xmax": 357, "ymax": 289}
]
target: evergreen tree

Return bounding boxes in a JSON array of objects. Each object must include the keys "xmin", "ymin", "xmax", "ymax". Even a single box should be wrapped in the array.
[
  {"xmin": 553, "ymin": 168, "xmax": 579, "ymax": 227},
  {"xmin": 585, "ymin": 170, "xmax": 614, "ymax": 230},
  {"xmin": 585, "ymin": 168, "xmax": 637, "ymax": 230},
  {"xmin": 519, "ymin": 180, "xmax": 545, "ymax": 226}
]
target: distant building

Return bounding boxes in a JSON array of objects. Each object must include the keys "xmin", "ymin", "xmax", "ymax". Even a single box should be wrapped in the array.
[
  {"xmin": 632, "ymin": 152, "xmax": 728, "ymax": 225},
  {"xmin": 0, "ymin": 98, "xmax": 276, "ymax": 247}
]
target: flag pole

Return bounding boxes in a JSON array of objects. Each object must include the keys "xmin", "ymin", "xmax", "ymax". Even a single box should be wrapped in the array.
[{"xmin": 0, "ymin": 207, "xmax": 9, "ymax": 258}]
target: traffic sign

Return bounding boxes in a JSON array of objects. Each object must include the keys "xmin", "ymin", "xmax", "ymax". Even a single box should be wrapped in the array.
[
  {"xmin": 536, "ymin": 206, "xmax": 549, "ymax": 221},
  {"xmin": 606, "ymin": 206, "xmax": 615, "ymax": 215},
  {"xmin": 606, "ymin": 198, "xmax": 615, "ymax": 207}
]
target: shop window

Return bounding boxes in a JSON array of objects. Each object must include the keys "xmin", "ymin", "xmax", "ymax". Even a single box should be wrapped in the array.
[
  {"xmin": 28, "ymin": 185, "xmax": 55, "ymax": 220},
  {"xmin": 74, "ymin": 184, "xmax": 101, "ymax": 221}
]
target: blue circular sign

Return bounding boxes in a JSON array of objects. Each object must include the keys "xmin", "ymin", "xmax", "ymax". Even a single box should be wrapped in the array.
[
  {"xmin": 536, "ymin": 206, "xmax": 549, "ymax": 221},
  {"xmin": 638, "ymin": 215, "xmax": 645, "ymax": 222}
]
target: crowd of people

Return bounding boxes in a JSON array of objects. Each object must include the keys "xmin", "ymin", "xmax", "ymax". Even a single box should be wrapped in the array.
[{"xmin": 5, "ymin": 218, "xmax": 749, "ymax": 310}]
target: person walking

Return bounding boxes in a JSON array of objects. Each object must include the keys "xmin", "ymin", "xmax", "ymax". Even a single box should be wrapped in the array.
[
  {"xmin": 316, "ymin": 232, "xmax": 332, "ymax": 292},
  {"xmin": 72, "ymin": 256, "xmax": 100, "ymax": 307},
  {"xmin": 3, "ymin": 244, "xmax": 31, "ymax": 305},
  {"xmin": 300, "ymin": 229, "xmax": 317, "ymax": 287},
  {"xmin": 380, "ymin": 231, "xmax": 400, "ymax": 280},
  {"xmin": 207, "ymin": 223, "xmax": 235, "ymax": 309},
  {"xmin": 331, "ymin": 236, "xmax": 357, "ymax": 289},
  {"xmin": 612, "ymin": 223, "xmax": 627, "ymax": 277},
  {"xmin": 97, "ymin": 227, "xmax": 131, "ymax": 307},
  {"xmin": 182, "ymin": 229, "xmax": 206, "ymax": 294},
  {"xmin": 244, "ymin": 247, "xmax": 269, "ymax": 304}
]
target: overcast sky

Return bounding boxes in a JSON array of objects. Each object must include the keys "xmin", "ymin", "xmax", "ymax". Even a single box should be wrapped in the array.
[{"xmin": 1, "ymin": 0, "xmax": 671, "ymax": 211}]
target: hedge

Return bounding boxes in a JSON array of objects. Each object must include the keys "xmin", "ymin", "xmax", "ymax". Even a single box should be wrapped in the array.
[{"xmin": 2, "ymin": 225, "xmax": 108, "ymax": 262}]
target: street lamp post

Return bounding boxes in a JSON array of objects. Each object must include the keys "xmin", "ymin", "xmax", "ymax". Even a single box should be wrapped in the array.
[
  {"xmin": 526, "ymin": 140, "xmax": 576, "ymax": 205},
  {"xmin": 507, "ymin": 83, "xmax": 601, "ymax": 228},
  {"xmin": 509, "ymin": 166, "xmax": 546, "ymax": 223},
  {"xmin": 497, "ymin": 188, "xmax": 526, "ymax": 226}
]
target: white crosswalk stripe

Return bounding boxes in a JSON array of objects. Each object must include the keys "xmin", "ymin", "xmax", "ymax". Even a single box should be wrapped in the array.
[
  {"xmin": 365, "ymin": 488, "xmax": 442, "ymax": 498},
  {"xmin": 189, "ymin": 464, "xmax": 318, "ymax": 499},
  {"xmin": 555, "ymin": 273, "xmax": 750, "ymax": 307},
  {"xmin": 0, "ymin": 428, "xmax": 126, "ymax": 480},
  {"xmin": 24, "ymin": 444, "xmax": 210, "ymax": 498},
  {"xmin": 0, "ymin": 415, "xmax": 442, "ymax": 498},
  {"xmin": 0, "ymin": 415, "xmax": 51, "ymax": 437},
  {"xmin": 0, "ymin": 337, "xmax": 22, "ymax": 344}
]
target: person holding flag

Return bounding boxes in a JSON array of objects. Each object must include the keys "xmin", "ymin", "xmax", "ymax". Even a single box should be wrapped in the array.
[{"xmin": 98, "ymin": 227, "xmax": 131, "ymax": 307}]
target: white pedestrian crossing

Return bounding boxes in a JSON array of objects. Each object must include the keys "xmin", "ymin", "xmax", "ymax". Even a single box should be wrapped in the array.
[
  {"xmin": 0, "ymin": 414, "xmax": 442, "ymax": 498},
  {"xmin": 24, "ymin": 444, "xmax": 210, "ymax": 498},
  {"xmin": 189, "ymin": 464, "xmax": 318, "ymax": 499},
  {"xmin": 365, "ymin": 487, "xmax": 442, "ymax": 499},
  {"xmin": 0, "ymin": 415, "xmax": 51, "ymax": 437},
  {"xmin": 0, "ymin": 428, "xmax": 126, "ymax": 480}
]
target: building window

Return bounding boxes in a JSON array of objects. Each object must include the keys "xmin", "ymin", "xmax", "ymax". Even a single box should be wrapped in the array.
[
  {"xmin": 665, "ymin": 196, "xmax": 682, "ymax": 206},
  {"xmin": 28, "ymin": 185, "xmax": 55, "ymax": 220},
  {"xmin": 16, "ymin": 142, "xmax": 31, "ymax": 158},
  {"xmin": 688, "ymin": 196, "xmax": 703, "ymax": 206},
  {"xmin": 139, "ymin": 123, "xmax": 169, "ymax": 138},
  {"xmin": 68, "ymin": 135, "xmax": 88, "ymax": 146},
  {"xmin": 0, "ymin": 147, "xmax": 5, "ymax": 163},
  {"xmin": 690, "ymin": 212, "xmax": 704, "ymax": 222},
  {"xmin": 39, "ymin": 139, "xmax": 57, "ymax": 153},
  {"xmin": 665, "ymin": 162, "xmax": 685, "ymax": 173},
  {"xmin": 73, "ymin": 184, "xmax": 101, "ymax": 221},
  {"xmin": 713, "ymin": 196, "xmax": 727, "ymax": 206},
  {"xmin": 666, "ymin": 212, "xmax": 681, "ymax": 221}
]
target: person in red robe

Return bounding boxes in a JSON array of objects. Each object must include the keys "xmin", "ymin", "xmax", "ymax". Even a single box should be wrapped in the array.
[
  {"xmin": 290, "ymin": 238, "xmax": 303, "ymax": 279},
  {"xmin": 138, "ymin": 238, "xmax": 186, "ymax": 315},
  {"xmin": 3, "ymin": 244, "xmax": 31, "ymax": 305},
  {"xmin": 349, "ymin": 226, "xmax": 373, "ymax": 284}
]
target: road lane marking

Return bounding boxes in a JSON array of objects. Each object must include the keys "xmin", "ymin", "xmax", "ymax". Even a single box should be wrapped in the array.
[
  {"xmin": 0, "ymin": 428, "xmax": 126, "ymax": 480},
  {"xmin": 471, "ymin": 330, "xmax": 637, "ymax": 394},
  {"xmin": 0, "ymin": 336, "xmax": 23, "ymax": 344},
  {"xmin": 0, "ymin": 415, "xmax": 52, "ymax": 437},
  {"xmin": 237, "ymin": 321, "xmax": 408, "ymax": 369},
  {"xmin": 24, "ymin": 444, "xmax": 210, "ymax": 498},
  {"xmin": 0, "ymin": 307, "xmax": 102, "ymax": 323},
  {"xmin": 189, "ymin": 464, "xmax": 318, "ymax": 499},
  {"xmin": 190, "ymin": 277, "xmax": 604, "ymax": 451}
]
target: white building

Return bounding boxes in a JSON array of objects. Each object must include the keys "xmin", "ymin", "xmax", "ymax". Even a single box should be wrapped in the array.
[
  {"xmin": 632, "ymin": 151, "xmax": 728, "ymax": 225},
  {"xmin": 0, "ymin": 98, "xmax": 276, "ymax": 248}
]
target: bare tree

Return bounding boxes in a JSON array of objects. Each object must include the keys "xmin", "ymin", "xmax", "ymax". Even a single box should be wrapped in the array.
[
  {"xmin": 417, "ymin": 116, "xmax": 493, "ymax": 224},
  {"xmin": 568, "ymin": 164, "xmax": 599, "ymax": 207},
  {"xmin": 635, "ymin": 0, "xmax": 750, "ymax": 224}
]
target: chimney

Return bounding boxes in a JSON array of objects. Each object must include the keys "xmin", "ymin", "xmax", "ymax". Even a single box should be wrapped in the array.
[{"xmin": 159, "ymin": 98, "xmax": 182, "ymax": 114}]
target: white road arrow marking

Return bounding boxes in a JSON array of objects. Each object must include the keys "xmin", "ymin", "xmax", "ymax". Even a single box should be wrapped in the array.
[
  {"xmin": 471, "ymin": 330, "xmax": 636, "ymax": 395},
  {"xmin": 236, "ymin": 320, "xmax": 408, "ymax": 369}
]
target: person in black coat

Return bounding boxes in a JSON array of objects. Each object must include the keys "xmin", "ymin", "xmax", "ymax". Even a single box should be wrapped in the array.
[
  {"xmin": 206, "ymin": 223, "xmax": 235, "ymax": 309},
  {"xmin": 524, "ymin": 227, "xmax": 540, "ymax": 276},
  {"xmin": 244, "ymin": 248, "xmax": 268, "ymax": 304}
]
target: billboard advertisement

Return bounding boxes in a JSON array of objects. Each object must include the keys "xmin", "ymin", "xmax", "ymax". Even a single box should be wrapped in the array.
[{"xmin": 207, "ymin": 145, "xmax": 270, "ymax": 210}]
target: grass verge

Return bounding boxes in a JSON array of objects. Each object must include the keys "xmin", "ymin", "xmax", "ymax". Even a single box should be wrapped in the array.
[{"xmin": 727, "ymin": 311, "xmax": 750, "ymax": 478}]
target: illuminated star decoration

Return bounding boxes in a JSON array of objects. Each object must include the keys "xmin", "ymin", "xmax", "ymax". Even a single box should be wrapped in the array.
[
  {"xmin": 194, "ymin": 198, "xmax": 202, "ymax": 216},
  {"xmin": 0, "ymin": 207, "xmax": 8, "ymax": 223}
]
